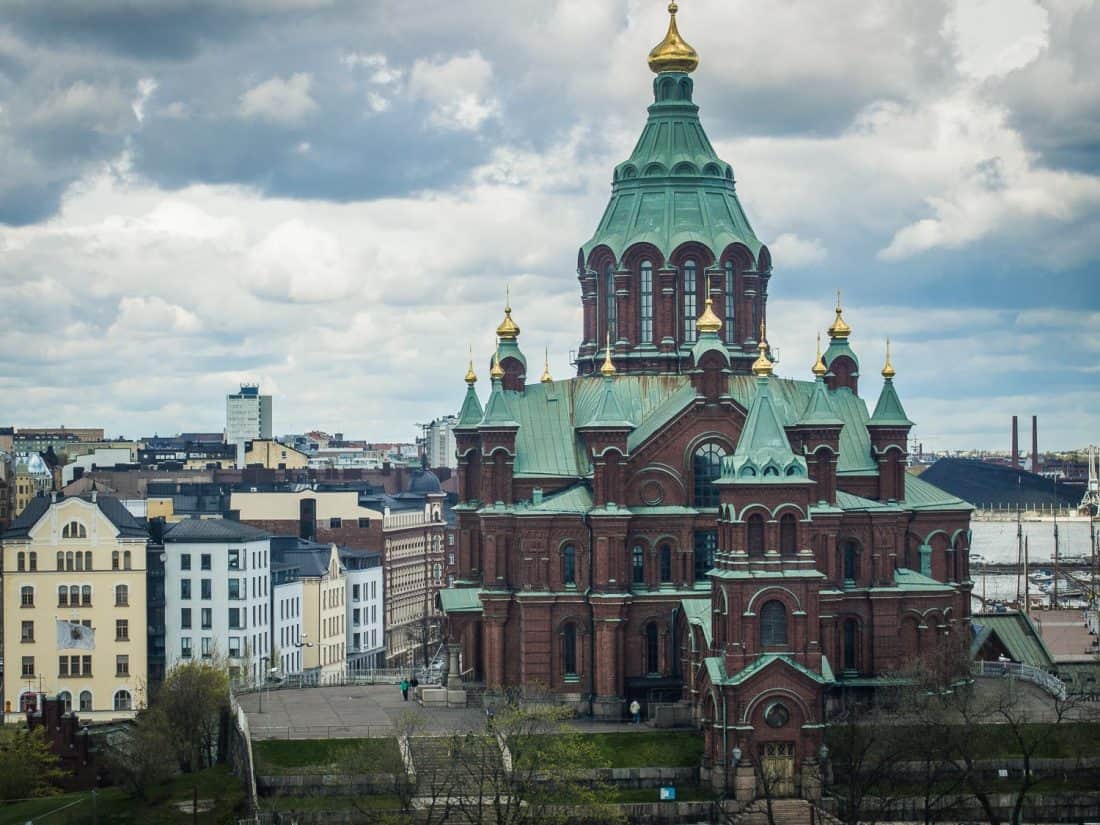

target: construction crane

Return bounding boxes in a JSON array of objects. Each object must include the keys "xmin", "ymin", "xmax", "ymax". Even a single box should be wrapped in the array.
[{"xmin": 1081, "ymin": 445, "xmax": 1099, "ymax": 515}]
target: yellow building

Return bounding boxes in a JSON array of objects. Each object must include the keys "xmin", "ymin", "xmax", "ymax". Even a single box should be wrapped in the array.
[
  {"xmin": 298, "ymin": 545, "xmax": 346, "ymax": 684},
  {"xmin": 2, "ymin": 492, "xmax": 148, "ymax": 721},
  {"xmin": 245, "ymin": 440, "xmax": 308, "ymax": 470}
]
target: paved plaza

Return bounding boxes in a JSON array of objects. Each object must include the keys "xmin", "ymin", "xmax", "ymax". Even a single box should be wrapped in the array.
[{"xmin": 238, "ymin": 684, "xmax": 657, "ymax": 739}]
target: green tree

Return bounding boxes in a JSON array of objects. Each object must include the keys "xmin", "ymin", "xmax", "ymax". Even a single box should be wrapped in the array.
[
  {"xmin": 155, "ymin": 659, "xmax": 230, "ymax": 772},
  {"xmin": 101, "ymin": 707, "xmax": 176, "ymax": 800},
  {"xmin": 0, "ymin": 726, "xmax": 66, "ymax": 801}
]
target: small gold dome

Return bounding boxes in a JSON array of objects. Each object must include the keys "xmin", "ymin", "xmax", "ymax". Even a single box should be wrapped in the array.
[
  {"xmin": 882, "ymin": 338, "xmax": 896, "ymax": 380},
  {"xmin": 465, "ymin": 346, "xmax": 477, "ymax": 385},
  {"xmin": 696, "ymin": 280, "xmax": 722, "ymax": 334},
  {"xmin": 648, "ymin": 2, "xmax": 699, "ymax": 74},
  {"xmin": 496, "ymin": 285, "xmax": 520, "ymax": 341},
  {"xmin": 490, "ymin": 348, "xmax": 505, "ymax": 381},
  {"xmin": 600, "ymin": 331, "xmax": 616, "ymax": 377},
  {"xmin": 540, "ymin": 347, "xmax": 553, "ymax": 383},
  {"xmin": 751, "ymin": 322, "xmax": 773, "ymax": 377},
  {"xmin": 812, "ymin": 332, "xmax": 827, "ymax": 377},
  {"xmin": 828, "ymin": 288, "xmax": 851, "ymax": 340}
]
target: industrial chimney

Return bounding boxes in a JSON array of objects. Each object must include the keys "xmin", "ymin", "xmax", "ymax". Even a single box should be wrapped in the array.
[
  {"xmin": 1011, "ymin": 415, "xmax": 1020, "ymax": 469},
  {"xmin": 1031, "ymin": 415, "xmax": 1039, "ymax": 474}
]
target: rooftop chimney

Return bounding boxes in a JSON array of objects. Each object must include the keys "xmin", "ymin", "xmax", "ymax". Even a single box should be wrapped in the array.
[
  {"xmin": 1011, "ymin": 415, "xmax": 1020, "ymax": 469},
  {"xmin": 1031, "ymin": 415, "xmax": 1039, "ymax": 474}
]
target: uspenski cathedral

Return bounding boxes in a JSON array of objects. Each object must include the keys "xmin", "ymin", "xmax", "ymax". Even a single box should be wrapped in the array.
[{"xmin": 439, "ymin": 2, "xmax": 973, "ymax": 800}]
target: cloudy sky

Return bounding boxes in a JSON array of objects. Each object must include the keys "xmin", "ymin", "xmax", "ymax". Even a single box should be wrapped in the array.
[{"xmin": 0, "ymin": 0, "xmax": 1097, "ymax": 451}]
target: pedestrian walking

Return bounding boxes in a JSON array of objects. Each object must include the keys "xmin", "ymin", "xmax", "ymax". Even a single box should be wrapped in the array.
[
  {"xmin": 629, "ymin": 699, "xmax": 641, "ymax": 725},
  {"xmin": 400, "ymin": 678, "xmax": 410, "ymax": 701},
  {"xmin": 485, "ymin": 705, "xmax": 495, "ymax": 730}
]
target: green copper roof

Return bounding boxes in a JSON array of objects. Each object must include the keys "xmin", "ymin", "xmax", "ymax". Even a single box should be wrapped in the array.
[
  {"xmin": 797, "ymin": 376, "xmax": 843, "ymax": 427},
  {"xmin": 835, "ymin": 490, "xmax": 896, "ymax": 512},
  {"xmin": 823, "ymin": 339, "xmax": 860, "ymax": 372},
  {"xmin": 970, "ymin": 612, "xmax": 1055, "ymax": 669},
  {"xmin": 438, "ymin": 588, "xmax": 484, "ymax": 614},
  {"xmin": 869, "ymin": 378, "xmax": 913, "ymax": 426},
  {"xmin": 891, "ymin": 568, "xmax": 955, "ymax": 592},
  {"xmin": 722, "ymin": 376, "xmax": 809, "ymax": 482},
  {"xmin": 691, "ymin": 329, "xmax": 731, "ymax": 366},
  {"xmin": 480, "ymin": 378, "xmax": 518, "ymax": 428},
  {"xmin": 681, "ymin": 598, "xmax": 713, "ymax": 648},
  {"xmin": 582, "ymin": 73, "xmax": 764, "ymax": 266},
  {"xmin": 498, "ymin": 338, "xmax": 527, "ymax": 370},
  {"xmin": 904, "ymin": 473, "xmax": 973, "ymax": 511},
  {"xmin": 525, "ymin": 484, "xmax": 593, "ymax": 515},
  {"xmin": 705, "ymin": 653, "xmax": 834, "ymax": 687},
  {"xmin": 477, "ymin": 373, "xmax": 880, "ymax": 479},
  {"xmin": 456, "ymin": 384, "xmax": 484, "ymax": 429},
  {"xmin": 582, "ymin": 375, "xmax": 634, "ymax": 429}
]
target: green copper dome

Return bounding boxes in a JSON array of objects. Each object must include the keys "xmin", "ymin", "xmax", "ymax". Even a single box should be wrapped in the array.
[{"xmin": 582, "ymin": 73, "xmax": 764, "ymax": 266}]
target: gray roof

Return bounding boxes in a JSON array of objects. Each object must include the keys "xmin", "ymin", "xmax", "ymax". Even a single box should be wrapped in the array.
[
  {"xmin": 163, "ymin": 517, "xmax": 269, "ymax": 543},
  {"xmin": 3, "ymin": 493, "xmax": 147, "ymax": 540}
]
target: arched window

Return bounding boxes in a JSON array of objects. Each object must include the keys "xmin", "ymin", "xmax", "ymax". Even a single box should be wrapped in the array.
[
  {"xmin": 843, "ymin": 619, "xmax": 858, "ymax": 671},
  {"xmin": 632, "ymin": 545, "xmax": 645, "ymax": 585},
  {"xmin": 747, "ymin": 514, "xmax": 765, "ymax": 556},
  {"xmin": 562, "ymin": 544, "xmax": 576, "ymax": 586},
  {"xmin": 724, "ymin": 261, "xmax": 736, "ymax": 343},
  {"xmin": 843, "ymin": 540, "xmax": 859, "ymax": 583},
  {"xmin": 20, "ymin": 585, "xmax": 34, "ymax": 607},
  {"xmin": 693, "ymin": 443, "xmax": 727, "ymax": 507},
  {"xmin": 112, "ymin": 551, "xmax": 120, "ymax": 570},
  {"xmin": 114, "ymin": 690, "xmax": 132, "ymax": 712},
  {"xmin": 65, "ymin": 551, "xmax": 74, "ymax": 571},
  {"xmin": 645, "ymin": 622, "xmax": 660, "ymax": 675},
  {"xmin": 683, "ymin": 259, "xmax": 697, "ymax": 341},
  {"xmin": 639, "ymin": 260, "xmax": 654, "ymax": 343},
  {"xmin": 56, "ymin": 551, "xmax": 64, "ymax": 571},
  {"xmin": 779, "ymin": 514, "xmax": 797, "ymax": 555},
  {"xmin": 58, "ymin": 585, "xmax": 68, "ymax": 606},
  {"xmin": 58, "ymin": 691, "xmax": 72, "ymax": 715},
  {"xmin": 69, "ymin": 585, "xmax": 79, "ymax": 605},
  {"xmin": 81, "ymin": 585, "xmax": 92, "ymax": 606},
  {"xmin": 16, "ymin": 551, "xmax": 25, "ymax": 571},
  {"xmin": 760, "ymin": 600, "xmax": 788, "ymax": 647},
  {"xmin": 659, "ymin": 544, "xmax": 672, "ymax": 583},
  {"xmin": 604, "ymin": 263, "xmax": 617, "ymax": 340},
  {"xmin": 29, "ymin": 551, "xmax": 37, "ymax": 571},
  {"xmin": 116, "ymin": 584, "xmax": 129, "ymax": 606},
  {"xmin": 79, "ymin": 690, "xmax": 93, "ymax": 712},
  {"xmin": 123, "ymin": 550, "xmax": 132, "ymax": 570},
  {"xmin": 562, "ymin": 623, "xmax": 577, "ymax": 676},
  {"xmin": 20, "ymin": 693, "xmax": 37, "ymax": 713},
  {"xmin": 62, "ymin": 521, "xmax": 86, "ymax": 539}
]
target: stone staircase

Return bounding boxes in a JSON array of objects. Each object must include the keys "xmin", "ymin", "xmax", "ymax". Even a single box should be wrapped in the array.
[
  {"xmin": 737, "ymin": 797, "xmax": 818, "ymax": 825},
  {"xmin": 408, "ymin": 733, "xmax": 507, "ymax": 802},
  {"xmin": 462, "ymin": 681, "xmax": 486, "ymax": 708}
]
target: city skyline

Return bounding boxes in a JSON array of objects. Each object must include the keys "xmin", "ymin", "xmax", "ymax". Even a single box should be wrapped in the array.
[{"xmin": 0, "ymin": 0, "xmax": 1097, "ymax": 450}]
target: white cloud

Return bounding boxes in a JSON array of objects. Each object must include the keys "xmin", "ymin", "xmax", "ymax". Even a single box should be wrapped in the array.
[
  {"xmin": 409, "ymin": 51, "xmax": 499, "ymax": 131},
  {"xmin": 131, "ymin": 77, "xmax": 158, "ymax": 123},
  {"xmin": 769, "ymin": 233, "xmax": 826, "ymax": 268},
  {"xmin": 239, "ymin": 73, "xmax": 318, "ymax": 124},
  {"xmin": 342, "ymin": 52, "xmax": 403, "ymax": 86},
  {"xmin": 245, "ymin": 218, "xmax": 357, "ymax": 303},
  {"xmin": 944, "ymin": 0, "xmax": 1049, "ymax": 81},
  {"xmin": 110, "ymin": 296, "xmax": 203, "ymax": 334}
]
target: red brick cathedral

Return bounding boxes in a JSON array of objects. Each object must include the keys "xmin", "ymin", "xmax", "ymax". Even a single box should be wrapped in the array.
[{"xmin": 440, "ymin": 3, "xmax": 972, "ymax": 799}]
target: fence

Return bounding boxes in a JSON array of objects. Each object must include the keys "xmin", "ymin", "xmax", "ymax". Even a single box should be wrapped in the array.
[
  {"xmin": 249, "ymin": 722, "xmax": 397, "ymax": 740},
  {"xmin": 233, "ymin": 665, "xmax": 442, "ymax": 695},
  {"xmin": 972, "ymin": 659, "xmax": 1067, "ymax": 700}
]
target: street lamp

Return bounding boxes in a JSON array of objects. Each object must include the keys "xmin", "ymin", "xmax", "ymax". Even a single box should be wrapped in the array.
[{"xmin": 258, "ymin": 656, "xmax": 269, "ymax": 713}]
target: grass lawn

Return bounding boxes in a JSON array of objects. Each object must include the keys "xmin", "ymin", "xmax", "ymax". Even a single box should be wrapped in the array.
[
  {"xmin": 263, "ymin": 793, "xmax": 404, "ymax": 812},
  {"xmin": 253, "ymin": 737, "xmax": 403, "ymax": 775},
  {"xmin": 597, "ymin": 784, "xmax": 717, "ymax": 803},
  {"xmin": 514, "ymin": 731, "xmax": 703, "ymax": 769},
  {"xmin": 0, "ymin": 766, "xmax": 245, "ymax": 825}
]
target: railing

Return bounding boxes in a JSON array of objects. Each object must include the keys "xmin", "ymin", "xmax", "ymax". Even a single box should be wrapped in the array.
[
  {"xmin": 248, "ymin": 722, "xmax": 397, "ymax": 740},
  {"xmin": 972, "ymin": 660, "xmax": 1067, "ymax": 700},
  {"xmin": 232, "ymin": 664, "xmax": 442, "ymax": 694}
]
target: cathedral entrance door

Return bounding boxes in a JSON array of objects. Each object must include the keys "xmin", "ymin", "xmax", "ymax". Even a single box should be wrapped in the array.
[{"xmin": 760, "ymin": 742, "xmax": 796, "ymax": 797}]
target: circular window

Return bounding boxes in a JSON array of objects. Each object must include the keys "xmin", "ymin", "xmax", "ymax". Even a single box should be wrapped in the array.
[
  {"xmin": 641, "ymin": 480, "xmax": 665, "ymax": 506},
  {"xmin": 763, "ymin": 701, "xmax": 790, "ymax": 728}
]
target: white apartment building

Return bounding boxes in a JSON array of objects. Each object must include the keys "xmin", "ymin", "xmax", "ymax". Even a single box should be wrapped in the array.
[
  {"xmin": 419, "ymin": 415, "xmax": 458, "ymax": 470},
  {"xmin": 341, "ymin": 549, "xmax": 385, "ymax": 671},
  {"xmin": 272, "ymin": 577, "xmax": 304, "ymax": 677},
  {"xmin": 226, "ymin": 385, "xmax": 272, "ymax": 456},
  {"xmin": 162, "ymin": 518, "xmax": 272, "ymax": 685}
]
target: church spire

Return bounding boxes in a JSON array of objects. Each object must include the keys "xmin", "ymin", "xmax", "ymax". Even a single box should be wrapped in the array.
[
  {"xmin": 828, "ymin": 288, "xmax": 851, "ymax": 340},
  {"xmin": 600, "ymin": 330, "xmax": 616, "ymax": 377},
  {"xmin": 812, "ymin": 332, "xmax": 827, "ymax": 377},
  {"xmin": 540, "ymin": 347, "xmax": 553, "ymax": 383},
  {"xmin": 456, "ymin": 345, "xmax": 484, "ymax": 429},
  {"xmin": 496, "ymin": 285, "xmax": 520, "ymax": 341},
  {"xmin": 881, "ymin": 337, "xmax": 896, "ymax": 379},
  {"xmin": 751, "ymin": 322, "xmax": 773, "ymax": 377},
  {"xmin": 870, "ymin": 341, "xmax": 912, "ymax": 426},
  {"xmin": 648, "ymin": 1, "xmax": 699, "ymax": 74},
  {"xmin": 696, "ymin": 275, "xmax": 722, "ymax": 335}
]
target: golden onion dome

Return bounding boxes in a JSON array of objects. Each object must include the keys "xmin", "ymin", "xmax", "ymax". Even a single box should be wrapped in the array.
[
  {"xmin": 600, "ymin": 331, "xmax": 617, "ymax": 377},
  {"xmin": 648, "ymin": 2, "xmax": 699, "ymax": 74},
  {"xmin": 490, "ymin": 348, "xmax": 505, "ymax": 381},
  {"xmin": 696, "ymin": 281, "xmax": 722, "ymax": 334},
  {"xmin": 812, "ymin": 332, "xmax": 827, "ymax": 377},
  {"xmin": 751, "ymin": 323, "xmax": 773, "ymax": 377},
  {"xmin": 828, "ymin": 288, "xmax": 851, "ymax": 340},
  {"xmin": 882, "ymin": 338, "xmax": 896, "ymax": 380},
  {"xmin": 465, "ymin": 346, "xmax": 477, "ymax": 385},
  {"xmin": 496, "ymin": 286, "xmax": 520, "ymax": 341},
  {"xmin": 540, "ymin": 347, "xmax": 553, "ymax": 383}
]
